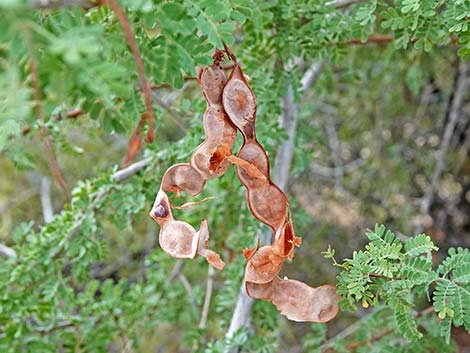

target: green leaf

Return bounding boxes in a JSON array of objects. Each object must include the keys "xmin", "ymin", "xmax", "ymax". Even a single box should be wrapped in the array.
[
  {"xmin": 394, "ymin": 303, "xmax": 423, "ymax": 341},
  {"xmin": 404, "ymin": 234, "xmax": 438, "ymax": 256}
]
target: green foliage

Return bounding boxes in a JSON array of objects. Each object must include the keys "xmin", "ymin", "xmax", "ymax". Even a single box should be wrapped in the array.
[
  {"xmin": 1, "ymin": 0, "xmax": 469, "ymax": 352},
  {"xmin": 331, "ymin": 225, "xmax": 470, "ymax": 345}
]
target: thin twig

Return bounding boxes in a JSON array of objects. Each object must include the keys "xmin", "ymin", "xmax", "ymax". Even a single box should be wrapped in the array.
[
  {"xmin": 414, "ymin": 84, "xmax": 434, "ymax": 122},
  {"xmin": 324, "ymin": 116, "xmax": 343, "ymax": 191},
  {"xmin": 416, "ymin": 60, "xmax": 470, "ymax": 234},
  {"xmin": 320, "ymin": 306, "xmax": 434, "ymax": 352},
  {"xmin": 112, "ymin": 157, "xmax": 152, "ymax": 182},
  {"xmin": 47, "ymin": 157, "xmax": 153, "ymax": 262},
  {"xmin": 344, "ymin": 35, "xmax": 457, "ymax": 46},
  {"xmin": 23, "ymin": 27, "xmax": 69, "ymax": 199},
  {"xmin": 29, "ymin": 0, "xmax": 94, "ymax": 9},
  {"xmin": 0, "ymin": 243, "xmax": 17, "ymax": 258},
  {"xmin": 199, "ymin": 266, "xmax": 215, "ymax": 329},
  {"xmin": 167, "ymin": 260, "xmax": 184, "ymax": 282},
  {"xmin": 151, "ymin": 92, "xmax": 188, "ymax": 132},
  {"xmin": 40, "ymin": 176, "xmax": 53, "ymax": 223},
  {"xmin": 36, "ymin": 322, "xmax": 75, "ymax": 335},
  {"xmin": 325, "ymin": 0, "xmax": 360, "ymax": 8},
  {"xmin": 344, "ymin": 35, "xmax": 394, "ymax": 45},
  {"xmin": 178, "ymin": 273, "xmax": 198, "ymax": 310},
  {"xmin": 309, "ymin": 158, "xmax": 365, "ymax": 178}
]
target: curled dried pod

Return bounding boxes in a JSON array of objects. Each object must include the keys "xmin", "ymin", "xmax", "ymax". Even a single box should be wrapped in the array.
[
  {"xmin": 161, "ymin": 163, "xmax": 205, "ymax": 197},
  {"xmin": 191, "ymin": 65, "xmax": 237, "ymax": 179},
  {"xmin": 247, "ymin": 277, "xmax": 340, "ymax": 323},
  {"xmin": 244, "ymin": 244, "xmax": 284, "ymax": 284},
  {"xmin": 150, "ymin": 190, "xmax": 224, "ymax": 269},
  {"xmin": 271, "ymin": 279, "xmax": 339, "ymax": 323},
  {"xmin": 222, "ymin": 63, "xmax": 257, "ymax": 141}
]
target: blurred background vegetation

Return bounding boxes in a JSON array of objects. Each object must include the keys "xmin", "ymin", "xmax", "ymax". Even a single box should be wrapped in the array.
[{"xmin": 0, "ymin": 0, "xmax": 469, "ymax": 352}]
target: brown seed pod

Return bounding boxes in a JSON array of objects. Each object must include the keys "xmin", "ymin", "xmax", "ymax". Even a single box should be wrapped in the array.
[
  {"xmin": 150, "ymin": 190, "xmax": 224, "ymax": 269},
  {"xmin": 161, "ymin": 163, "xmax": 206, "ymax": 197},
  {"xmin": 221, "ymin": 54, "xmax": 339, "ymax": 323},
  {"xmin": 150, "ymin": 47, "xmax": 339, "ymax": 323},
  {"xmin": 190, "ymin": 64, "xmax": 237, "ymax": 179}
]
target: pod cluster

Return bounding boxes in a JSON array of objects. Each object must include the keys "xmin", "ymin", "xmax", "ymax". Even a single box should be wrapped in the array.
[{"xmin": 150, "ymin": 49, "xmax": 339, "ymax": 322}]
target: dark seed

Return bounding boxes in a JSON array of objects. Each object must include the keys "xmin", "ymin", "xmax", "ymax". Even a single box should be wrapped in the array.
[{"xmin": 153, "ymin": 204, "xmax": 168, "ymax": 218}]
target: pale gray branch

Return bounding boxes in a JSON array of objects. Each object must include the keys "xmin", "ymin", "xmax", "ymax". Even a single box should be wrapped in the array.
[
  {"xmin": 325, "ymin": 0, "xmax": 359, "ymax": 8},
  {"xmin": 416, "ymin": 60, "xmax": 470, "ymax": 233},
  {"xmin": 0, "ymin": 243, "xmax": 17, "ymax": 258},
  {"xmin": 272, "ymin": 84, "xmax": 299, "ymax": 189},
  {"xmin": 310, "ymin": 158, "xmax": 365, "ymax": 178},
  {"xmin": 225, "ymin": 283, "xmax": 254, "ymax": 343},
  {"xmin": 29, "ymin": 0, "xmax": 93, "ymax": 9},
  {"xmin": 40, "ymin": 177, "xmax": 53, "ymax": 223},
  {"xmin": 324, "ymin": 117, "xmax": 343, "ymax": 190},
  {"xmin": 178, "ymin": 272, "xmax": 197, "ymax": 309},
  {"xmin": 301, "ymin": 62, "xmax": 324, "ymax": 97},
  {"xmin": 112, "ymin": 157, "xmax": 151, "ymax": 182},
  {"xmin": 199, "ymin": 266, "xmax": 215, "ymax": 329}
]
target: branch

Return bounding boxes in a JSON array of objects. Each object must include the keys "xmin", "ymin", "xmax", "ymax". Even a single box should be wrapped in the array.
[
  {"xmin": 178, "ymin": 272, "xmax": 198, "ymax": 310},
  {"xmin": 274, "ymin": 61, "xmax": 323, "ymax": 190},
  {"xmin": 301, "ymin": 62, "xmax": 324, "ymax": 99},
  {"xmin": 416, "ymin": 60, "xmax": 470, "ymax": 233},
  {"xmin": 98, "ymin": 0, "xmax": 155, "ymax": 164},
  {"xmin": 0, "ymin": 243, "xmax": 17, "ymax": 258},
  {"xmin": 324, "ymin": 116, "xmax": 343, "ymax": 190},
  {"xmin": 23, "ymin": 28, "xmax": 69, "ymax": 199},
  {"xmin": 53, "ymin": 157, "xmax": 152, "ymax": 257},
  {"xmin": 320, "ymin": 306, "xmax": 434, "ymax": 352},
  {"xmin": 40, "ymin": 176, "xmax": 54, "ymax": 223},
  {"xmin": 112, "ymin": 157, "xmax": 151, "ymax": 182},
  {"xmin": 344, "ymin": 34, "xmax": 458, "ymax": 46},
  {"xmin": 344, "ymin": 35, "xmax": 394, "ymax": 45},
  {"xmin": 325, "ymin": 0, "xmax": 360, "ymax": 8},
  {"xmin": 309, "ymin": 158, "xmax": 365, "ymax": 178},
  {"xmin": 199, "ymin": 266, "xmax": 215, "ymax": 329},
  {"xmin": 29, "ymin": 0, "xmax": 94, "ymax": 9},
  {"xmin": 35, "ymin": 322, "xmax": 75, "ymax": 334},
  {"xmin": 151, "ymin": 92, "xmax": 188, "ymax": 133}
]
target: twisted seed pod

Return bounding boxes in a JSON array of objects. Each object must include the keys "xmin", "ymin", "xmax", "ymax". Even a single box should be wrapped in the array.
[
  {"xmin": 222, "ymin": 59, "xmax": 339, "ymax": 322},
  {"xmin": 191, "ymin": 63, "xmax": 237, "ymax": 178},
  {"xmin": 150, "ymin": 48, "xmax": 339, "ymax": 323},
  {"xmin": 161, "ymin": 163, "xmax": 206, "ymax": 196}
]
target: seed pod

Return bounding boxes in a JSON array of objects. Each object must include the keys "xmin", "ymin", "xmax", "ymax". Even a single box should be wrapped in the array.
[{"xmin": 150, "ymin": 47, "xmax": 339, "ymax": 323}]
